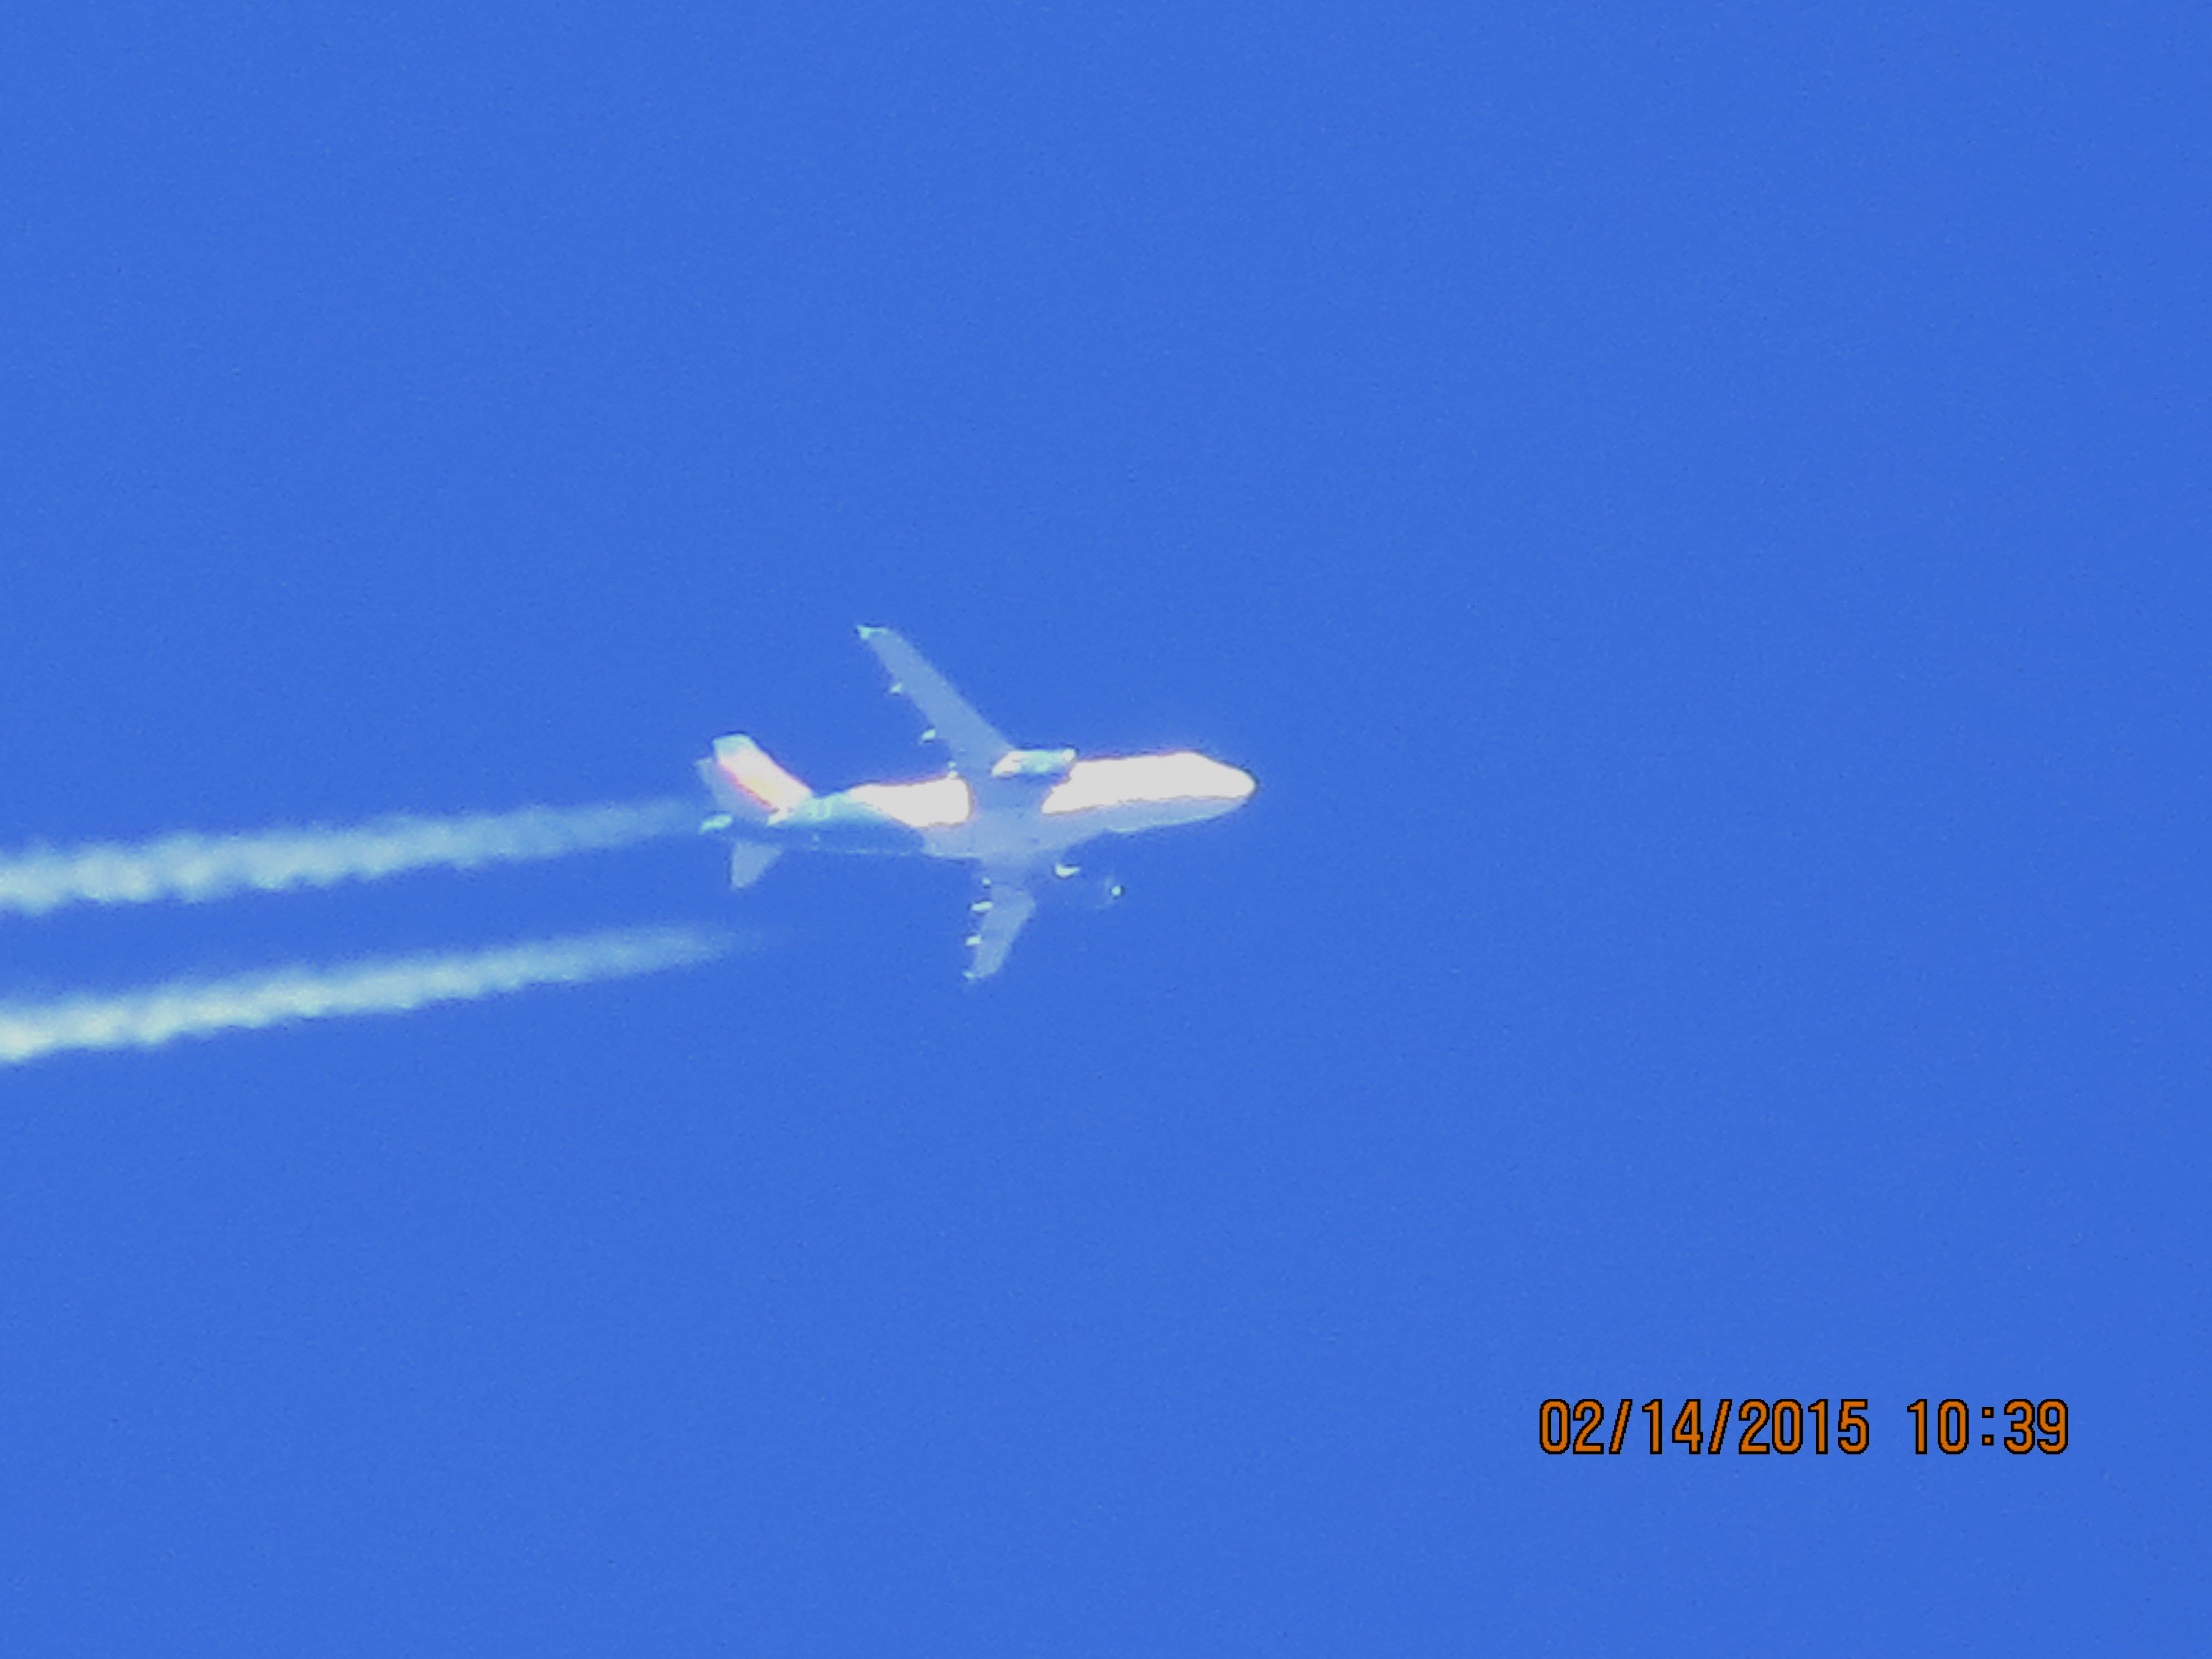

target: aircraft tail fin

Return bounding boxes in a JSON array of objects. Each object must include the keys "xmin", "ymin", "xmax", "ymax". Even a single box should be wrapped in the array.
[{"xmin": 697, "ymin": 734, "xmax": 813, "ymax": 821}]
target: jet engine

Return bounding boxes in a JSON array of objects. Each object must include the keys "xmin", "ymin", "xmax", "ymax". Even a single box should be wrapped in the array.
[
  {"xmin": 989, "ymin": 746, "xmax": 1078, "ymax": 782},
  {"xmin": 1050, "ymin": 862, "xmax": 1124, "ymax": 911}
]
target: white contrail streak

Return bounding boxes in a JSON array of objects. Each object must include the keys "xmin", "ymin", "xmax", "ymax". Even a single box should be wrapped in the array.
[
  {"xmin": 0, "ymin": 799, "xmax": 701, "ymax": 919},
  {"xmin": 0, "ymin": 924, "xmax": 732, "ymax": 1066}
]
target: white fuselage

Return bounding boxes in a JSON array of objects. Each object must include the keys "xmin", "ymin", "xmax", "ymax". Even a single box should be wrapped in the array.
[
  {"xmin": 823, "ymin": 750, "xmax": 1256, "ymax": 868},
  {"xmin": 696, "ymin": 625, "xmax": 1255, "ymax": 977}
]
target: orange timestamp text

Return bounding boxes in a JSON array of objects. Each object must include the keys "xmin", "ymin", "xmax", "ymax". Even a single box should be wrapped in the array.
[{"xmin": 1537, "ymin": 1397, "xmax": 2069, "ymax": 1455}]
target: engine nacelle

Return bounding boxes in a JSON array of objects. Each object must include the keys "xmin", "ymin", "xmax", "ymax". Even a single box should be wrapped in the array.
[
  {"xmin": 990, "ymin": 746, "xmax": 1078, "ymax": 782},
  {"xmin": 1051, "ymin": 862, "xmax": 1124, "ymax": 911}
]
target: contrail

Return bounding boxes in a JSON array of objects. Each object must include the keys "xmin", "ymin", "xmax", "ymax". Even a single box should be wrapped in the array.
[
  {"xmin": 0, "ymin": 799, "xmax": 701, "ymax": 920},
  {"xmin": 0, "ymin": 924, "xmax": 733, "ymax": 1066}
]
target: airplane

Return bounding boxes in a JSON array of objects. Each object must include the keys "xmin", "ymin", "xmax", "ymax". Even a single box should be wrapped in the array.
[{"xmin": 695, "ymin": 626, "xmax": 1256, "ymax": 980}]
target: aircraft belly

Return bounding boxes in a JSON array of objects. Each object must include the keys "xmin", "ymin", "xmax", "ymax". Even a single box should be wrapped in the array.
[
  {"xmin": 923, "ymin": 811, "xmax": 1090, "ymax": 865},
  {"xmin": 775, "ymin": 793, "xmax": 928, "ymax": 854},
  {"xmin": 792, "ymin": 829, "xmax": 922, "ymax": 854},
  {"xmin": 1076, "ymin": 799, "xmax": 1240, "ymax": 834}
]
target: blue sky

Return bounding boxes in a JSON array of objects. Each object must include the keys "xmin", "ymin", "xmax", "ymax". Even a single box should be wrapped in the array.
[{"xmin": 2, "ymin": 4, "xmax": 2205, "ymax": 1652}]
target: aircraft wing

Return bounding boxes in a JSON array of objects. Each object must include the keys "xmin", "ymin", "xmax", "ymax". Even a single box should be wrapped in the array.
[
  {"xmin": 964, "ymin": 868, "xmax": 1037, "ymax": 982},
  {"xmin": 857, "ymin": 626, "xmax": 1013, "ymax": 779}
]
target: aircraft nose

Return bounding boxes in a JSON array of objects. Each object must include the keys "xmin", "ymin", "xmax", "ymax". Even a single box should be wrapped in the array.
[{"xmin": 1222, "ymin": 763, "xmax": 1257, "ymax": 801}]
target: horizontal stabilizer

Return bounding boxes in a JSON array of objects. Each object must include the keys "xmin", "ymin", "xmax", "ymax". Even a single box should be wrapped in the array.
[{"xmin": 727, "ymin": 843, "xmax": 782, "ymax": 890}]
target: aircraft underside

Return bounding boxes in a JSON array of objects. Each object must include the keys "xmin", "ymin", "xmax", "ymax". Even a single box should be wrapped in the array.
[{"xmin": 697, "ymin": 627, "xmax": 1254, "ymax": 980}]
